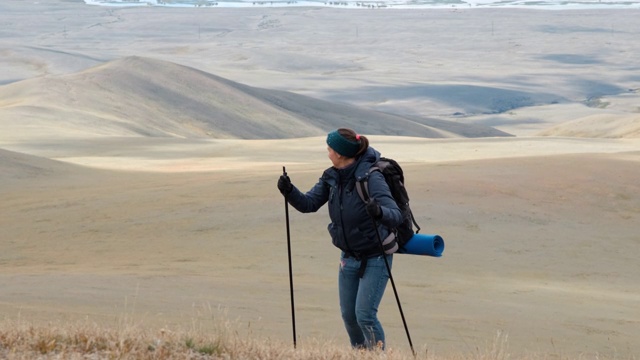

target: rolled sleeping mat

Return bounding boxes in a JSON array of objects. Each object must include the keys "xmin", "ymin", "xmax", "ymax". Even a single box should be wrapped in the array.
[{"xmin": 398, "ymin": 233, "xmax": 445, "ymax": 257}]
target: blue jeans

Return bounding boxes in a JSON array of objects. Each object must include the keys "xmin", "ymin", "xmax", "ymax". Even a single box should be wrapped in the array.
[{"xmin": 339, "ymin": 252, "xmax": 392, "ymax": 349}]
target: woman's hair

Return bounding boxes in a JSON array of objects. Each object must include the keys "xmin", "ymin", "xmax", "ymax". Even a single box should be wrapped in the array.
[{"xmin": 337, "ymin": 128, "xmax": 369, "ymax": 158}]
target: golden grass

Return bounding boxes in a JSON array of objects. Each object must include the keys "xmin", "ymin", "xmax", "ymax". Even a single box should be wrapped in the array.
[
  {"xmin": 0, "ymin": 316, "xmax": 624, "ymax": 360},
  {"xmin": 0, "ymin": 306, "xmax": 626, "ymax": 360},
  {"xmin": 0, "ymin": 319, "xmax": 396, "ymax": 360}
]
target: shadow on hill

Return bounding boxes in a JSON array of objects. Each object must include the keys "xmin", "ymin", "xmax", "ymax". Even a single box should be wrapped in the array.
[
  {"xmin": 0, "ymin": 148, "xmax": 88, "ymax": 181},
  {"xmin": 324, "ymin": 83, "xmax": 565, "ymax": 115}
]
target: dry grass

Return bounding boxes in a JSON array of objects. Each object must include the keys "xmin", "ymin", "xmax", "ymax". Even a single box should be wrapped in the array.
[
  {"xmin": 0, "ymin": 317, "xmax": 623, "ymax": 360},
  {"xmin": 0, "ymin": 318, "xmax": 403, "ymax": 360}
]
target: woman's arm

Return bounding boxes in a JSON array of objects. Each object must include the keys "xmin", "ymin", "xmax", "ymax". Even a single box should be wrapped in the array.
[
  {"xmin": 287, "ymin": 177, "xmax": 330, "ymax": 213},
  {"xmin": 366, "ymin": 171, "xmax": 403, "ymax": 227}
]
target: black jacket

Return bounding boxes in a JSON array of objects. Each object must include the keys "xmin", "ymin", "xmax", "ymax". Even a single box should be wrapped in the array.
[{"xmin": 286, "ymin": 147, "xmax": 402, "ymax": 254}]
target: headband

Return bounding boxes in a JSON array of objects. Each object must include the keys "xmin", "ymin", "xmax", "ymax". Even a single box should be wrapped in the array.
[{"xmin": 326, "ymin": 130, "xmax": 360, "ymax": 158}]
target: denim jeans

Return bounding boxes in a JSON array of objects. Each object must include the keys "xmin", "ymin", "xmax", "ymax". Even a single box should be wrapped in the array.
[{"xmin": 338, "ymin": 252, "xmax": 392, "ymax": 349}]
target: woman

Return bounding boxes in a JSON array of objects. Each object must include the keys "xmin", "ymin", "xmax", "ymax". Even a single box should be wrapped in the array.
[{"xmin": 277, "ymin": 128, "xmax": 402, "ymax": 350}]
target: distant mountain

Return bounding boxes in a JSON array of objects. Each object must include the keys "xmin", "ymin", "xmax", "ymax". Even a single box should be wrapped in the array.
[{"xmin": 0, "ymin": 56, "xmax": 511, "ymax": 140}]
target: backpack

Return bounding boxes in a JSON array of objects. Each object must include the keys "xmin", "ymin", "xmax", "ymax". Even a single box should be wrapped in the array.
[{"xmin": 355, "ymin": 157, "xmax": 421, "ymax": 250}]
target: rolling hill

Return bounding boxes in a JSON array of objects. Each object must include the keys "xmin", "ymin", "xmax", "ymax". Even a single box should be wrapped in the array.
[{"xmin": 0, "ymin": 56, "xmax": 511, "ymax": 141}]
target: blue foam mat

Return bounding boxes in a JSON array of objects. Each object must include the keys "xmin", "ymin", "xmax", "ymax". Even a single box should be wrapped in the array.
[{"xmin": 398, "ymin": 233, "xmax": 445, "ymax": 257}]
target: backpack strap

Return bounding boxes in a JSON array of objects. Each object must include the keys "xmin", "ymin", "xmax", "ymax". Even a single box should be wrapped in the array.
[
  {"xmin": 355, "ymin": 179, "xmax": 369, "ymax": 203},
  {"xmin": 355, "ymin": 166, "xmax": 380, "ymax": 204},
  {"xmin": 408, "ymin": 207, "xmax": 421, "ymax": 234}
]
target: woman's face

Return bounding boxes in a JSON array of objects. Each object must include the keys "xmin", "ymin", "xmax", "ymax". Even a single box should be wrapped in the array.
[{"xmin": 327, "ymin": 146, "xmax": 340, "ymax": 167}]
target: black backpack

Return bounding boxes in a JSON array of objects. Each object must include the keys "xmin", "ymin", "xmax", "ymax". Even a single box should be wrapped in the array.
[{"xmin": 355, "ymin": 157, "xmax": 421, "ymax": 249}]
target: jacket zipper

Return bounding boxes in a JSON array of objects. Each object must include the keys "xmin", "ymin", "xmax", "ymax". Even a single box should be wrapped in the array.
[{"xmin": 337, "ymin": 183, "xmax": 355, "ymax": 256}]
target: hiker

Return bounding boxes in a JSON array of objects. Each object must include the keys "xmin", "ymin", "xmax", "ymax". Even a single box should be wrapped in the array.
[{"xmin": 277, "ymin": 128, "xmax": 402, "ymax": 350}]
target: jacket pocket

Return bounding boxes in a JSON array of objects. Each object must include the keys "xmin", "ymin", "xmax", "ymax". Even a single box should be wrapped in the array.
[{"xmin": 328, "ymin": 223, "xmax": 343, "ymax": 249}]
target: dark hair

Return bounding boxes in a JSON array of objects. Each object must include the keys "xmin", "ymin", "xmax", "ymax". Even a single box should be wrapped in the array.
[{"xmin": 338, "ymin": 128, "xmax": 369, "ymax": 158}]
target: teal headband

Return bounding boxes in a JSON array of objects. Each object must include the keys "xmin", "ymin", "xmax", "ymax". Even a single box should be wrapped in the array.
[{"xmin": 326, "ymin": 130, "xmax": 360, "ymax": 158}]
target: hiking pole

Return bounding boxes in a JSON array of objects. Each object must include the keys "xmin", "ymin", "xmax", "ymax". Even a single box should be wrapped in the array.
[
  {"xmin": 283, "ymin": 166, "xmax": 297, "ymax": 349},
  {"xmin": 370, "ymin": 216, "xmax": 415, "ymax": 357}
]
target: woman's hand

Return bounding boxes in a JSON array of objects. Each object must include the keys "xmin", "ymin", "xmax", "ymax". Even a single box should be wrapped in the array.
[
  {"xmin": 365, "ymin": 199, "xmax": 382, "ymax": 220},
  {"xmin": 278, "ymin": 175, "xmax": 293, "ymax": 195}
]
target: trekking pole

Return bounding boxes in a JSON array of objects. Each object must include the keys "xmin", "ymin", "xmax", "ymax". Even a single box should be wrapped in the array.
[
  {"xmin": 283, "ymin": 166, "xmax": 297, "ymax": 349},
  {"xmin": 370, "ymin": 216, "xmax": 415, "ymax": 357}
]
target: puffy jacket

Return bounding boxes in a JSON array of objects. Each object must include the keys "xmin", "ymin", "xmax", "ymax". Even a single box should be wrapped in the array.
[{"xmin": 286, "ymin": 147, "xmax": 402, "ymax": 254}]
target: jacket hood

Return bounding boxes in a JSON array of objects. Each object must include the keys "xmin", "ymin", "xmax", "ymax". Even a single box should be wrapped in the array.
[{"xmin": 354, "ymin": 147, "xmax": 381, "ymax": 181}]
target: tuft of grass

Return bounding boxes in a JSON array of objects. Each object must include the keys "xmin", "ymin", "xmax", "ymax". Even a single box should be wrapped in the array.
[
  {"xmin": 196, "ymin": 342, "xmax": 223, "ymax": 356},
  {"xmin": 184, "ymin": 336, "xmax": 225, "ymax": 356}
]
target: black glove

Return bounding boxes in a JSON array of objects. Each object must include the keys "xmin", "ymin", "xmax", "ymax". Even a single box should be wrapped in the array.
[
  {"xmin": 278, "ymin": 174, "xmax": 293, "ymax": 195},
  {"xmin": 365, "ymin": 199, "xmax": 382, "ymax": 220}
]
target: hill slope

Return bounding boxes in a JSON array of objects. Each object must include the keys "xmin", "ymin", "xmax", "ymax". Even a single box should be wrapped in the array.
[
  {"xmin": 538, "ymin": 113, "xmax": 640, "ymax": 138},
  {"xmin": 0, "ymin": 56, "xmax": 510, "ymax": 140}
]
